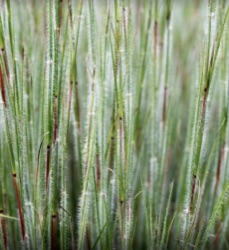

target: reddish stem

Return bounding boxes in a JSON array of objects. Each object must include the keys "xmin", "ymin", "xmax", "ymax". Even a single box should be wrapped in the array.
[
  {"xmin": 213, "ymin": 221, "xmax": 222, "ymax": 249},
  {"xmin": 215, "ymin": 143, "xmax": 225, "ymax": 194},
  {"xmin": 120, "ymin": 200, "xmax": 124, "ymax": 240},
  {"xmin": 12, "ymin": 174, "xmax": 25, "ymax": 240},
  {"xmin": 190, "ymin": 174, "xmax": 197, "ymax": 212},
  {"xmin": 67, "ymin": 0, "xmax": 73, "ymax": 28},
  {"xmin": 51, "ymin": 214, "xmax": 57, "ymax": 250},
  {"xmin": 86, "ymin": 226, "xmax": 91, "ymax": 250},
  {"xmin": 0, "ymin": 209, "xmax": 7, "ymax": 250},
  {"xmin": 162, "ymin": 86, "xmax": 167, "ymax": 127},
  {"xmin": 45, "ymin": 145, "xmax": 51, "ymax": 189},
  {"xmin": 0, "ymin": 67, "xmax": 6, "ymax": 107},
  {"xmin": 200, "ymin": 88, "xmax": 208, "ymax": 128},
  {"xmin": 105, "ymin": 11, "xmax": 110, "ymax": 35}
]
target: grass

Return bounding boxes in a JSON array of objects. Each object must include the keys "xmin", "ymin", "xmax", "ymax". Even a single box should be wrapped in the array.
[{"xmin": 0, "ymin": 0, "xmax": 229, "ymax": 249}]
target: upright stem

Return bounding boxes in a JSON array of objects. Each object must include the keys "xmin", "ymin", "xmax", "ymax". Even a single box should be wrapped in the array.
[
  {"xmin": 0, "ymin": 67, "xmax": 6, "ymax": 107},
  {"xmin": 45, "ymin": 145, "xmax": 51, "ymax": 189},
  {"xmin": 51, "ymin": 214, "xmax": 57, "ymax": 250},
  {"xmin": 0, "ymin": 209, "xmax": 7, "ymax": 250},
  {"xmin": 12, "ymin": 173, "xmax": 25, "ymax": 240},
  {"xmin": 86, "ymin": 226, "xmax": 91, "ymax": 250},
  {"xmin": 214, "ymin": 143, "xmax": 225, "ymax": 194}
]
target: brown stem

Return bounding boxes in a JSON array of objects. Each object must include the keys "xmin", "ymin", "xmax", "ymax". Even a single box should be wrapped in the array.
[
  {"xmin": 105, "ymin": 10, "xmax": 110, "ymax": 36},
  {"xmin": 86, "ymin": 225, "xmax": 91, "ymax": 250},
  {"xmin": 166, "ymin": 4, "xmax": 171, "ymax": 24},
  {"xmin": 0, "ymin": 209, "xmax": 7, "ymax": 250},
  {"xmin": 45, "ymin": 145, "xmax": 51, "ymax": 189},
  {"xmin": 0, "ymin": 66, "xmax": 6, "ymax": 107},
  {"xmin": 214, "ymin": 143, "xmax": 225, "ymax": 194},
  {"xmin": 12, "ymin": 173, "xmax": 25, "ymax": 240},
  {"xmin": 51, "ymin": 214, "xmax": 57, "ymax": 250},
  {"xmin": 96, "ymin": 153, "xmax": 100, "ymax": 189},
  {"xmin": 67, "ymin": 0, "xmax": 73, "ymax": 28},
  {"xmin": 162, "ymin": 86, "xmax": 167, "ymax": 127},
  {"xmin": 200, "ymin": 88, "xmax": 208, "ymax": 129},
  {"xmin": 213, "ymin": 220, "xmax": 222, "ymax": 249},
  {"xmin": 190, "ymin": 174, "xmax": 197, "ymax": 212},
  {"xmin": 120, "ymin": 199, "xmax": 124, "ymax": 240},
  {"xmin": 21, "ymin": 46, "xmax": 25, "ymax": 62}
]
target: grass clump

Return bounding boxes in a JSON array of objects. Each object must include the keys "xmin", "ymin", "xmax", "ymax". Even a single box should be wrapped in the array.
[{"xmin": 0, "ymin": 0, "xmax": 229, "ymax": 249}]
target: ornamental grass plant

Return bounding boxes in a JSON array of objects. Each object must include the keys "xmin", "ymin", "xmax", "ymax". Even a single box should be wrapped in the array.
[{"xmin": 0, "ymin": 0, "xmax": 229, "ymax": 249}]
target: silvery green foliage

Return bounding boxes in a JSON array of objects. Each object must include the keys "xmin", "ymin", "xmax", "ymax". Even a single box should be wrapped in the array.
[{"xmin": 0, "ymin": 0, "xmax": 229, "ymax": 249}]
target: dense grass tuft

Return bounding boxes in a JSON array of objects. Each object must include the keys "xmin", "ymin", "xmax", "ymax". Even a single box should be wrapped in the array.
[{"xmin": 0, "ymin": 0, "xmax": 229, "ymax": 249}]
